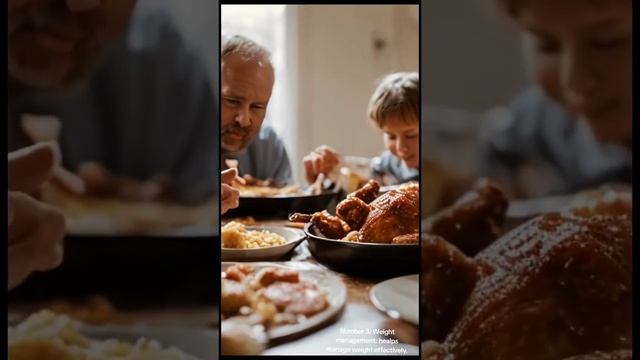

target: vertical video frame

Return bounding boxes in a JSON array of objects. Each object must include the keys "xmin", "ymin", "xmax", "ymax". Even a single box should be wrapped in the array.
[
  {"xmin": 8, "ymin": 0, "xmax": 220, "ymax": 359},
  {"xmin": 219, "ymin": 2, "xmax": 421, "ymax": 356},
  {"xmin": 420, "ymin": 0, "xmax": 632, "ymax": 358}
]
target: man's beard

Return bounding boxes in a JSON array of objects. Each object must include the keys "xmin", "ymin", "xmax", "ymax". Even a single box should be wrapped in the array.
[
  {"xmin": 8, "ymin": 42, "xmax": 102, "ymax": 92},
  {"xmin": 8, "ymin": 4, "xmax": 104, "ymax": 92},
  {"xmin": 221, "ymin": 125, "xmax": 253, "ymax": 154}
]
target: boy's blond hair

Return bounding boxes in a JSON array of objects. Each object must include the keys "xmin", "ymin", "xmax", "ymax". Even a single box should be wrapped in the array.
[{"xmin": 367, "ymin": 72, "xmax": 419, "ymax": 128}]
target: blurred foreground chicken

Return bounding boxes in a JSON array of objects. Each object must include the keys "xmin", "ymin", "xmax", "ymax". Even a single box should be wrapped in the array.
[{"xmin": 421, "ymin": 180, "xmax": 632, "ymax": 360}]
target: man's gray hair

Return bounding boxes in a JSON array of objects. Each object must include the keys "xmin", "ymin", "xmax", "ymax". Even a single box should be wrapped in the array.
[{"xmin": 221, "ymin": 34, "xmax": 271, "ymax": 62}]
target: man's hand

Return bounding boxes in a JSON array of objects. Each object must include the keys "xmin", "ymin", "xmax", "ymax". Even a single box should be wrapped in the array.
[
  {"xmin": 303, "ymin": 145, "xmax": 340, "ymax": 184},
  {"xmin": 221, "ymin": 168, "xmax": 240, "ymax": 215},
  {"xmin": 8, "ymin": 143, "xmax": 66, "ymax": 290},
  {"xmin": 8, "ymin": 141, "xmax": 60, "ymax": 195}
]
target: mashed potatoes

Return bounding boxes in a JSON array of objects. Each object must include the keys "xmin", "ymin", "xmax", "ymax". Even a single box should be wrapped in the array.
[
  {"xmin": 221, "ymin": 222, "xmax": 287, "ymax": 249},
  {"xmin": 8, "ymin": 310, "xmax": 199, "ymax": 360}
]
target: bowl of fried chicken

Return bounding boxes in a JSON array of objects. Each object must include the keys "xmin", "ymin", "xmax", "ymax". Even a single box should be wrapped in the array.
[{"xmin": 290, "ymin": 180, "xmax": 420, "ymax": 277}]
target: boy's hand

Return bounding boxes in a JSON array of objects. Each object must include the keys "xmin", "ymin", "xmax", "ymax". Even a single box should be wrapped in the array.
[
  {"xmin": 221, "ymin": 168, "xmax": 240, "ymax": 215},
  {"xmin": 303, "ymin": 145, "xmax": 340, "ymax": 184}
]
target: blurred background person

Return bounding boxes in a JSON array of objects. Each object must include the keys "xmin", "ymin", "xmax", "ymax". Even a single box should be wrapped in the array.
[
  {"xmin": 480, "ymin": 0, "xmax": 632, "ymax": 198},
  {"xmin": 8, "ymin": 0, "xmax": 217, "ymax": 205},
  {"xmin": 421, "ymin": 0, "xmax": 631, "ymax": 208}
]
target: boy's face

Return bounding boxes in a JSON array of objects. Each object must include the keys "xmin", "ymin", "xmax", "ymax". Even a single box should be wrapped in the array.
[
  {"xmin": 517, "ymin": 0, "xmax": 631, "ymax": 145},
  {"xmin": 381, "ymin": 116, "xmax": 420, "ymax": 169},
  {"xmin": 221, "ymin": 53, "xmax": 274, "ymax": 153},
  {"xmin": 8, "ymin": 0, "xmax": 137, "ymax": 91}
]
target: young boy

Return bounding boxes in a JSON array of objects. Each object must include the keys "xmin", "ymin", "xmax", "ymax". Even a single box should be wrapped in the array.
[
  {"xmin": 480, "ymin": 0, "xmax": 631, "ymax": 198},
  {"xmin": 304, "ymin": 72, "xmax": 420, "ymax": 186}
]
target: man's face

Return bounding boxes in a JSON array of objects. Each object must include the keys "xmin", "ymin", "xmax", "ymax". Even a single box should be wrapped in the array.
[
  {"xmin": 8, "ymin": 0, "xmax": 137, "ymax": 91},
  {"xmin": 221, "ymin": 53, "xmax": 274, "ymax": 153},
  {"xmin": 517, "ymin": 0, "xmax": 632, "ymax": 145}
]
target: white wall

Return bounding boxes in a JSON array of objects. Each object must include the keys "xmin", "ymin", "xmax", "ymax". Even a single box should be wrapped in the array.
[
  {"xmin": 422, "ymin": 0, "xmax": 527, "ymax": 111},
  {"xmin": 292, "ymin": 5, "xmax": 419, "ymax": 182},
  {"xmin": 420, "ymin": 0, "xmax": 532, "ymax": 176}
]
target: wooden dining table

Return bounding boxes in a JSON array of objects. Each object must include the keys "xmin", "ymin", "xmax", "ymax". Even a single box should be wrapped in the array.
[{"xmin": 227, "ymin": 218, "xmax": 420, "ymax": 356}]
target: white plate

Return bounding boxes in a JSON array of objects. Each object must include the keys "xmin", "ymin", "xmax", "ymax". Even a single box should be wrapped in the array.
[
  {"xmin": 221, "ymin": 262, "xmax": 347, "ymax": 342},
  {"xmin": 221, "ymin": 226, "xmax": 305, "ymax": 262},
  {"xmin": 369, "ymin": 274, "xmax": 419, "ymax": 325},
  {"xmin": 80, "ymin": 324, "xmax": 217, "ymax": 360}
]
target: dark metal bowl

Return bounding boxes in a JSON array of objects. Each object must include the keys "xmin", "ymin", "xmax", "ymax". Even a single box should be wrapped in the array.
[
  {"xmin": 8, "ymin": 235, "xmax": 219, "ymax": 309},
  {"xmin": 223, "ymin": 190, "xmax": 340, "ymax": 218},
  {"xmin": 303, "ymin": 223, "xmax": 419, "ymax": 278}
]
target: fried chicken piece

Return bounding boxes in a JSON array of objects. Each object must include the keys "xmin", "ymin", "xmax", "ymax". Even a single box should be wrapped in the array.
[
  {"xmin": 562, "ymin": 350, "xmax": 632, "ymax": 360},
  {"xmin": 422, "ymin": 340, "xmax": 446, "ymax": 360},
  {"xmin": 359, "ymin": 189, "xmax": 418, "ymax": 243},
  {"xmin": 436, "ymin": 212, "xmax": 632, "ymax": 360},
  {"xmin": 391, "ymin": 233, "xmax": 419, "ymax": 244},
  {"xmin": 288, "ymin": 213, "xmax": 312, "ymax": 223},
  {"xmin": 396, "ymin": 180, "xmax": 420, "ymax": 205},
  {"xmin": 336, "ymin": 196, "xmax": 371, "ymax": 230},
  {"xmin": 421, "ymin": 235, "xmax": 490, "ymax": 342},
  {"xmin": 348, "ymin": 179, "xmax": 380, "ymax": 204},
  {"xmin": 424, "ymin": 178, "xmax": 508, "ymax": 256},
  {"xmin": 342, "ymin": 231, "xmax": 360, "ymax": 242},
  {"xmin": 311, "ymin": 210, "xmax": 351, "ymax": 239},
  {"xmin": 570, "ymin": 187, "xmax": 632, "ymax": 219},
  {"xmin": 398, "ymin": 181, "xmax": 419, "ymax": 193}
]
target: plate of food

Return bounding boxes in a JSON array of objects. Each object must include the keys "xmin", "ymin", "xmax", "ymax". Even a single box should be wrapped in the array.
[
  {"xmin": 12, "ymin": 182, "xmax": 220, "ymax": 301},
  {"xmin": 291, "ymin": 180, "xmax": 420, "ymax": 277},
  {"xmin": 221, "ymin": 222, "xmax": 305, "ymax": 261},
  {"xmin": 224, "ymin": 187, "xmax": 341, "ymax": 219},
  {"xmin": 8, "ymin": 310, "xmax": 216, "ymax": 360},
  {"xmin": 41, "ymin": 182, "xmax": 217, "ymax": 236},
  {"xmin": 223, "ymin": 163, "xmax": 341, "ymax": 218},
  {"xmin": 370, "ymin": 274, "xmax": 419, "ymax": 325},
  {"xmin": 221, "ymin": 262, "xmax": 347, "ymax": 350}
]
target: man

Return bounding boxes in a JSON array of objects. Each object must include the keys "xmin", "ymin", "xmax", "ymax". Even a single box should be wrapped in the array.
[
  {"xmin": 220, "ymin": 34, "xmax": 292, "ymax": 185},
  {"xmin": 480, "ymin": 0, "xmax": 632, "ymax": 198},
  {"xmin": 8, "ymin": 0, "xmax": 217, "ymax": 204},
  {"xmin": 221, "ymin": 34, "xmax": 339, "ymax": 186},
  {"xmin": 7, "ymin": 0, "xmax": 219, "ymax": 288}
]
